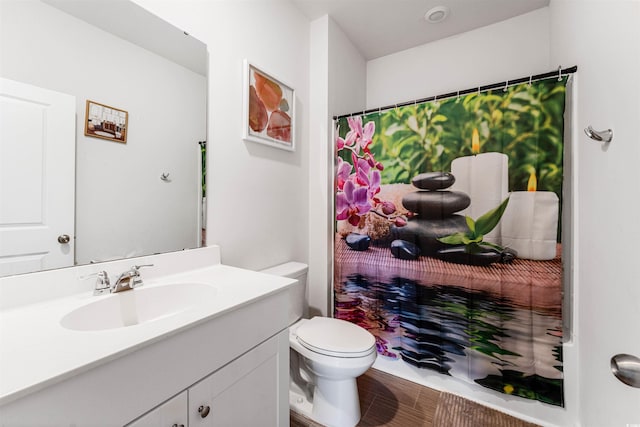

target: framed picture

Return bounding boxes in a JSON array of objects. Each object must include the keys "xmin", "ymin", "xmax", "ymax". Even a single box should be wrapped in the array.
[
  {"xmin": 84, "ymin": 100, "xmax": 128, "ymax": 143},
  {"xmin": 242, "ymin": 60, "xmax": 295, "ymax": 151}
]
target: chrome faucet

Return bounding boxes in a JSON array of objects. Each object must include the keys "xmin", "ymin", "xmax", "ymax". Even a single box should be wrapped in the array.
[
  {"xmin": 111, "ymin": 264, "xmax": 154, "ymax": 293},
  {"xmin": 91, "ymin": 264, "xmax": 153, "ymax": 295},
  {"xmin": 92, "ymin": 271, "xmax": 111, "ymax": 295}
]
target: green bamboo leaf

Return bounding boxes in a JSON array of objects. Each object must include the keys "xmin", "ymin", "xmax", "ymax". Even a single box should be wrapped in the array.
[
  {"xmin": 407, "ymin": 115, "xmax": 421, "ymax": 134},
  {"xmin": 483, "ymin": 94, "xmax": 504, "ymax": 103},
  {"xmin": 393, "ymin": 169, "xmax": 408, "ymax": 183},
  {"xmin": 462, "ymin": 234, "xmax": 483, "ymax": 245},
  {"xmin": 465, "ymin": 216, "xmax": 476, "ymax": 237},
  {"xmin": 431, "ymin": 114, "xmax": 448, "ymax": 124},
  {"xmin": 507, "ymin": 103, "xmax": 528, "ymax": 112},
  {"xmin": 512, "ymin": 91, "xmax": 534, "ymax": 101},
  {"xmin": 437, "ymin": 232, "xmax": 467, "ymax": 245},
  {"xmin": 384, "ymin": 123, "xmax": 405, "ymax": 136},
  {"xmin": 549, "ymin": 86, "xmax": 567, "ymax": 96},
  {"xmin": 474, "ymin": 197, "xmax": 510, "ymax": 236}
]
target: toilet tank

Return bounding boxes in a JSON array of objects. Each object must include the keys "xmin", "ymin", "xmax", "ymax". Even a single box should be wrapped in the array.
[{"xmin": 260, "ymin": 262, "xmax": 308, "ymax": 325}]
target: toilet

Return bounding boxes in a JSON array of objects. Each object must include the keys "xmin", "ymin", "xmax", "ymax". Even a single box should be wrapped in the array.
[{"xmin": 261, "ymin": 262, "xmax": 376, "ymax": 427}]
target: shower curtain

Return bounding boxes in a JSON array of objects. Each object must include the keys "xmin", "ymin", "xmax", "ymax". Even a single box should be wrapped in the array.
[{"xmin": 334, "ymin": 77, "xmax": 568, "ymax": 407}]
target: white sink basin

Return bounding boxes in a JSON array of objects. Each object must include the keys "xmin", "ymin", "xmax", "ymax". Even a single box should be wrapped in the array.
[{"xmin": 60, "ymin": 283, "xmax": 217, "ymax": 331}]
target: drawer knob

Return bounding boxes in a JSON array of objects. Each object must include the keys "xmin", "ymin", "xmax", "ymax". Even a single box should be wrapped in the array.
[{"xmin": 198, "ymin": 405, "xmax": 211, "ymax": 418}]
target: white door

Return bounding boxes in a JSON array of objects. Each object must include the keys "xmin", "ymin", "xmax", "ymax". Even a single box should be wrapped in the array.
[{"xmin": 0, "ymin": 78, "xmax": 75, "ymax": 277}]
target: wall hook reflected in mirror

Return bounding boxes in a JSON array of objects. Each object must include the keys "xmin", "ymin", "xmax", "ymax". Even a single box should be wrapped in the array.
[
  {"xmin": 160, "ymin": 173, "xmax": 171, "ymax": 182},
  {"xmin": 584, "ymin": 126, "xmax": 613, "ymax": 143}
]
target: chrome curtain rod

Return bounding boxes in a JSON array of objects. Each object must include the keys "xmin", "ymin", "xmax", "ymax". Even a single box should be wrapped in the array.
[{"xmin": 333, "ymin": 65, "xmax": 577, "ymax": 121}]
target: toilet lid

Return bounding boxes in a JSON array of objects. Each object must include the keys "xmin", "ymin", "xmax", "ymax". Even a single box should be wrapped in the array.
[{"xmin": 296, "ymin": 317, "xmax": 375, "ymax": 358}]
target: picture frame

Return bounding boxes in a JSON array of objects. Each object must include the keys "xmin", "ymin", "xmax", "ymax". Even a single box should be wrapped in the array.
[
  {"xmin": 84, "ymin": 100, "xmax": 128, "ymax": 143},
  {"xmin": 242, "ymin": 59, "xmax": 295, "ymax": 151}
]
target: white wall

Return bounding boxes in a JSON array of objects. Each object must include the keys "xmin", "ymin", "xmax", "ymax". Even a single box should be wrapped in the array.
[
  {"xmin": 366, "ymin": 8, "xmax": 550, "ymax": 108},
  {"xmin": 363, "ymin": 8, "xmax": 583, "ymax": 427},
  {"xmin": 328, "ymin": 19, "xmax": 367, "ymax": 118},
  {"xmin": 133, "ymin": 0, "xmax": 310, "ymax": 271},
  {"xmin": 0, "ymin": 0, "xmax": 205, "ymax": 264},
  {"xmin": 550, "ymin": 1, "xmax": 640, "ymax": 426},
  {"xmin": 307, "ymin": 15, "xmax": 367, "ymax": 316},
  {"xmin": 308, "ymin": 16, "xmax": 331, "ymax": 316}
]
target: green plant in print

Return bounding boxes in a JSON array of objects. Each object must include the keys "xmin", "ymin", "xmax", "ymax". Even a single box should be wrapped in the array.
[
  {"xmin": 437, "ymin": 197, "xmax": 510, "ymax": 252},
  {"xmin": 476, "ymin": 370, "xmax": 564, "ymax": 406},
  {"xmin": 337, "ymin": 78, "xmax": 567, "ymax": 198},
  {"xmin": 199, "ymin": 141, "xmax": 206, "ymax": 197}
]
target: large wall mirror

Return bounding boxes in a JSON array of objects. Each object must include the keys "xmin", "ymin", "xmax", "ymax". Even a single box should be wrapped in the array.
[{"xmin": 0, "ymin": 0, "xmax": 207, "ymax": 277}]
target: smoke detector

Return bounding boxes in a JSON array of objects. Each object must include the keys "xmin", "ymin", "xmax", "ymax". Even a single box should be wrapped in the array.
[{"xmin": 424, "ymin": 6, "xmax": 450, "ymax": 23}]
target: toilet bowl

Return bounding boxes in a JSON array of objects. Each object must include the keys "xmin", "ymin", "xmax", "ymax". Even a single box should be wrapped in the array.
[{"xmin": 261, "ymin": 262, "xmax": 376, "ymax": 427}]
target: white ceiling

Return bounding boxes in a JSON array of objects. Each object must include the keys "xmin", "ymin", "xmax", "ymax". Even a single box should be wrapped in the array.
[
  {"xmin": 292, "ymin": 0, "xmax": 550, "ymax": 60},
  {"xmin": 44, "ymin": 0, "xmax": 549, "ymax": 73}
]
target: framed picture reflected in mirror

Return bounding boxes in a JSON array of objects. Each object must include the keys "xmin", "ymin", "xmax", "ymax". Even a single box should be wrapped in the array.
[{"xmin": 84, "ymin": 100, "xmax": 128, "ymax": 144}]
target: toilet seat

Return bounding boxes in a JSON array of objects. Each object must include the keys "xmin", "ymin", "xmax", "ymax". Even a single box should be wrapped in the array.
[{"xmin": 295, "ymin": 317, "xmax": 375, "ymax": 358}]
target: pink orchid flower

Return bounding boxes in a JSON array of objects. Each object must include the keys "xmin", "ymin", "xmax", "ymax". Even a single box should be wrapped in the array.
[
  {"xmin": 345, "ymin": 116, "xmax": 375, "ymax": 152},
  {"xmin": 336, "ymin": 179, "xmax": 371, "ymax": 227},
  {"xmin": 336, "ymin": 157, "xmax": 352, "ymax": 190},
  {"xmin": 368, "ymin": 169, "xmax": 381, "ymax": 200},
  {"xmin": 353, "ymin": 158, "xmax": 380, "ymax": 200}
]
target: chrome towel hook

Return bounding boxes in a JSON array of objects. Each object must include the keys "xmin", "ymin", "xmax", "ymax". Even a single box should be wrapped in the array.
[
  {"xmin": 584, "ymin": 126, "xmax": 613, "ymax": 143},
  {"xmin": 160, "ymin": 172, "xmax": 171, "ymax": 182},
  {"xmin": 611, "ymin": 354, "xmax": 640, "ymax": 388}
]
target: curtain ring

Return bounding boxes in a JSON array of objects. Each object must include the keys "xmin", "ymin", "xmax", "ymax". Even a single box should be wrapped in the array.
[
  {"xmin": 503, "ymin": 80, "xmax": 508, "ymax": 92},
  {"xmin": 528, "ymin": 75, "xmax": 533, "ymax": 86},
  {"xmin": 557, "ymin": 66, "xmax": 562, "ymax": 81}
]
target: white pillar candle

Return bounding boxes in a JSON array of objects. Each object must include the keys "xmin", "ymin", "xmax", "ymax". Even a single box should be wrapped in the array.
[
  {"xmin": 500, "ymin": 191, "xmax": 559, "ymax": 260},
  {"xmin": 450, "ymin": 152, "xmax": 509, "ymax": 244}
]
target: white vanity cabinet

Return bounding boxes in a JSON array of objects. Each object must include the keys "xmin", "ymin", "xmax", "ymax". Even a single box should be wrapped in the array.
[
  {"xmin": 127, "ymin": 329, "xmax": 289, "ymax": 427},
  {"xmin": 127, "ymin": 391, "xmax": 188, "ymax": 427},
  {"xmin": 0, "ymin": 260, "xmax": 294, "ymax": 427}
]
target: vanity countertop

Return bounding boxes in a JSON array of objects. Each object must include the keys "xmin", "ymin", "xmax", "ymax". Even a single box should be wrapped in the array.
[{"xmin": 0, "ymin": 258, "xmax": 294, "ymax": 406}]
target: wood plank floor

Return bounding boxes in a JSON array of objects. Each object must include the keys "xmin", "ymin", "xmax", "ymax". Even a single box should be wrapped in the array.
[{"xmin": 290, "ymin": 368, "xmax": 538, "ymax": 427}]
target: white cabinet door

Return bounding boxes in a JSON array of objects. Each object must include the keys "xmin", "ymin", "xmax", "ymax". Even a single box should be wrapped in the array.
[
  {"xmin": 188, "ymin": 333, "xmax": 284, "ymax": 427},
  {"xmin": 0, "ymin": 78, "xmax": 75, "ymax": 276},
  {"xmin": 126, "ymin": 390, "xmax": 188, "ymax": 427}
]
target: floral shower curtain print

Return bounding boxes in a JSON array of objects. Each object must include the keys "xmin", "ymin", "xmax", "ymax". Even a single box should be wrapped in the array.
[{"xmin": 334, "ymin": 77, "xmax": 568, "ymax": 407}]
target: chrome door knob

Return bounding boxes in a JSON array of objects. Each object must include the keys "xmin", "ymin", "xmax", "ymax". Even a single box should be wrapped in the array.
[{"xmin": 57, "ymin": 234, "xmax": 70, "ymax": 244}]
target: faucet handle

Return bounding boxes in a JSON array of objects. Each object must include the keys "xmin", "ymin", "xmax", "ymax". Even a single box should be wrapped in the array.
[
  {"xmin": 132, "ymin": 264, "xmax": 154, "ymax": 271},
  {"xmin": 130, "ymin": 264, "xmax": 154, "ymax": 288},
  {"xmin": 91, "ymin": 271, "xmax": 111, "ymax": 295}
]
